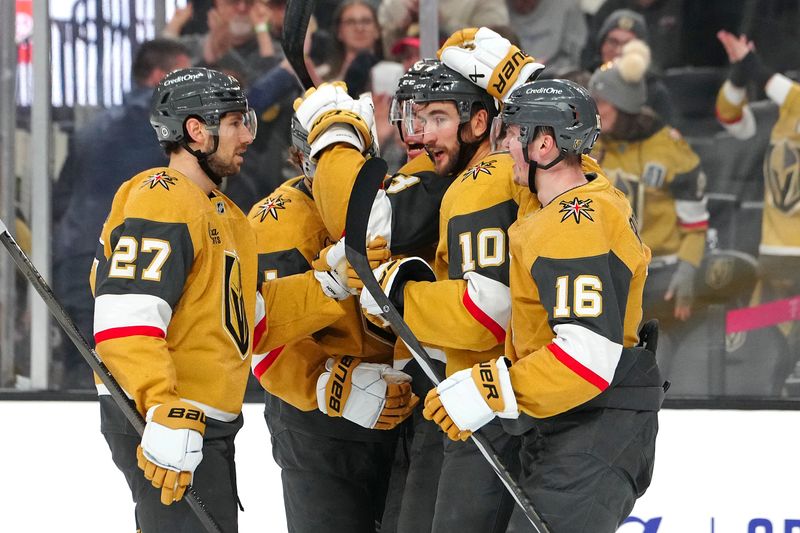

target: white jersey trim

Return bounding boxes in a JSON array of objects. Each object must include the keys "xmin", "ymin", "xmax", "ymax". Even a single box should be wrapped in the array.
[
  {"xmin": 759, "ymin": 244, "xmax": 800, "ymax": 256},
  {"xmin": 94, "ymin": 293, "xmax": 172, "ymax": 336},
  {"xmin": 766, "ymin": 73, "xmax": 792, "ymax": 107},
  {"xmin": 463, "ymin": 271, "xmax": 511, "ymax": 335},
  {"xmin": 675, "ymin": 198, "xmax": 710, "ymax": 225},
  {"xmin": 367, "ymin": 188, "xmax": 393, "ymax": 247},
  {"xmin": 551, "ymin": 323, "xmax": 622, "ymax": 385}
]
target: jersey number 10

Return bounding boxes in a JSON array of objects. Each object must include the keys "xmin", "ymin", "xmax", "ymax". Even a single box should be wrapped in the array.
[{"xmin": 458, "ymin": 228, "xmax": 506, "ymax": 272}]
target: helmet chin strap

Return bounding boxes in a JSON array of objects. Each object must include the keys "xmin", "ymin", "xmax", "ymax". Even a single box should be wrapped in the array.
[
  {"xmin": 524, "ymin": 144, "xmax": 564, "ymax": 195},
  {"xmin": 182, "ymin": 135, "xmax": 223, "ymax": 186}
]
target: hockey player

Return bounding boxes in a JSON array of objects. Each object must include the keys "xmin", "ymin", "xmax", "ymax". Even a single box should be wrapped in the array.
[
  {"xmin": 422, "ymin": 78, "xmax": 664, "ymax": 533},
  {"xmin": 293, "ymin": 28, "xmax": 548, "ymax": 531},
  {"xmin": 90, "ymin": 67, "xmax": 347, "ymax": 532},
  {"xmin": 247, "ymin": 95, "xmax": 431, "ymax": 533},
  {"xmin": 715, "ymin": 30, "xmax": 800, "ymax": 379}
]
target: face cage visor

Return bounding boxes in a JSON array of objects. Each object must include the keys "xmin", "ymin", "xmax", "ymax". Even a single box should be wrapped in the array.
[
  {"xmin": 204, "ymin": 107, "xmax": 258, "ymax": 141},
  {"xmin": 489, "ymin": 115, "xmax": 534, "ymax": 156},
  {"xmin": 400, "ymin": 98, "xmax": 470, "ymax": 139}
]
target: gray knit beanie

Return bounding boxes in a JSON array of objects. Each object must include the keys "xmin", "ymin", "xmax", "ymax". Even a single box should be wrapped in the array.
[
  {"xmin": 598, "ymin": 9, "xmax": 649, "ymax": 45},
  {"xmin": 589, "ymin": 40, "xmax": 650, "ymax": 114}
]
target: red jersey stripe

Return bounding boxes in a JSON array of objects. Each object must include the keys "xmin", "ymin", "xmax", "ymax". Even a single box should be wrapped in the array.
[
  {"xmin": 679, "ymin": 219, "xmax": 709, "ymax": 230},
  {"xmin": 546, "ymin": 342, "xmax": 609, "ymax": 391},
  {"xmin": 253, "ymin": 345, "xmax": 285, "ymax": 380},
  {"xmin": 253, "ymin": 316, "xmax": 267, "ymax": 350},
  {"xmin": 462, "ymin": 289, "xmax": 506, "ymax": 344},
  {"xmin": 94, "ymin": 325, "xmax": 165, "ymax": 344}
]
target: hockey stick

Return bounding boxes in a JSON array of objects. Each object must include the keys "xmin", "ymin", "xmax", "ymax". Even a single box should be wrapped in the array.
[
  {"xmin": 282, "ymin": 0, "xmax": 316, "ymax": 90},
  {"xmin": 343, "ymin": 158, "xmax": 551, "ymax": 533},
  {"xmin": 0, "ymin": 218, "xmax": 223, "ymax": 533}
]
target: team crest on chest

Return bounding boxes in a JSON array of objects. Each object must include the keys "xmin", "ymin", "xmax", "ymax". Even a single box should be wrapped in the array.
[
  {"xmin": 559, "ymin": 197, "xmax": 595, "ymax": 223},
  {"xmin": 461, "ymin": 159, "xmax": 497, "ymax": 181},
  {"xmin": 141, "ymin": 171, "xmax": 178, "ymax": 190},
  {"xmin": 254, "ymin": 194, "xmax": 291, "ymax": 222}
]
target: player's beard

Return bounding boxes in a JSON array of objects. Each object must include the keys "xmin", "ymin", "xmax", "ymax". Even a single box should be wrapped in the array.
[
  {"xmin": 427, "ymin": 142, "xmax": 460, "ymax": 176},
  {"xmin": 207, "ymin": 150, "xmax": 242, "ymax": 178}
]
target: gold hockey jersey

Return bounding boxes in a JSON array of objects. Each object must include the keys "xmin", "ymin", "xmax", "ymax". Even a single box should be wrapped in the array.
[
  {"xmin": 506, "ymin": 172, "xmax": 652, "ymax": 418},
  {"xmin": 248, "ymin": 177, "xmax": 395, "ymax": 411},
  {"xmin": 593, "ymin": 126, "xmax": 708, "ymax": 266},
  {"xmin": 403, "ymin": 153, "xmax": 528, "ymax": 375},
  {"xmin": 91, "ymin": 167, "xmax": 343, "ymax": 421},
  {"xmin": 716, "ymin": 76, "xmax": 800, "ymax": 256}
]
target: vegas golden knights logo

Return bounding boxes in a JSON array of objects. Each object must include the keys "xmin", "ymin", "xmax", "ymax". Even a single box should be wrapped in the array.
[
  {"xmin": 705, "ymin": 255, "xmax": 734, "ymax": 290},
  {"xmin": 223, "ymin": 251, "xmax": 250, "ymax": 358},
  {"xmin": 764, "ymin": 140, "xmax": 800, "ymax": 214}
]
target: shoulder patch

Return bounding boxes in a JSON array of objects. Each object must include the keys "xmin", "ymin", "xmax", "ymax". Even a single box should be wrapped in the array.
[
  {"xmin": 140, "ymin": 171, "xmax": 178, "ymax": 191},
  {"xmin": 668, "ymin": 127, "xmax": 683, "ymax": 141},
  {"xmin": 253, "ymin": 194, "xmax": 292, "ymax": 222},
  {"xmin": 461, "ymin": 159, "xmax": 498, "ymax": 182},
  {"xmin": 558, "ymin": 197, "xmax": 595, "ymax": 224},
  {"xmin": 642, "ymin": 162, "xmax": 667, "ymax": 188}
]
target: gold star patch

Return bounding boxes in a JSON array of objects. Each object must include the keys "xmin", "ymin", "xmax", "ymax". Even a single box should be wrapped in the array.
[
  {"xmin": 254, "ymin": 194, "xmax": 291, "ymax": 222},
  {"xmin": 141, "ymin": 171, "xmax": 178, "ymax": 190},
  {"xmin": 558, "ymin": 197, "xmax": 595, "ymax": 224},
  {"xmin": 461, "ymin": 159, "xmax": 497, "ymax": 181}
]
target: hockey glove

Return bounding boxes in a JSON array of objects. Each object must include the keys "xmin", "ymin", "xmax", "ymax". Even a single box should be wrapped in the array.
[
  {"xmin": 359, "ymin": 257, "xmax": 436, "ymax": 326},
  {"xmin": 347, "ymin": 236, "xmax": 392, "ymax": 290},
  {"xmin": 317, "ymin": 355, "xmax": 419, "ymax": 429},
  {"xmin": 293, "ymin": 82, "xmax": 375, "ymax": 160},
  {"xmin": 423, "ymin": 357, "xmax": 518, "ymax": 441},
  {"xmin": 438, "ymin": 27, "xmax": 545, "ymax": 102},
  {"xmin": 137, "ymin": 400, "xmax": 206, "ymax": 505},
  {"xmin": 312, "ymin": 240, "xmax": 355, "ymax": 300},
  {"xmin": 665, "ymin": 260, "xmax": 696, "ymax": 321}
]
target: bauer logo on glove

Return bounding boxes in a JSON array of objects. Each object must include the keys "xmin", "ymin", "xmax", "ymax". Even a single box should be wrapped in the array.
[{"xmin": 438, "ymin": 27, "xmax": 545, "ymax": 102}]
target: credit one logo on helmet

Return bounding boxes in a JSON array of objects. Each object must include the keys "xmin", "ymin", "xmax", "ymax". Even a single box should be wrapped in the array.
[
  {"xmin": 163, "ymin": 72, "xmax": 207, "ymax": 86},
  {"xmin": 524, "ymin": 87, "xmax": 563, "ymax": 95}
]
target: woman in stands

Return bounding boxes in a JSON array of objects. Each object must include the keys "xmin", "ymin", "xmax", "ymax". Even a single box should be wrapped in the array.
[{"xmin": 590, "ymin": 39, "xmax": 709, "ymax": 373}]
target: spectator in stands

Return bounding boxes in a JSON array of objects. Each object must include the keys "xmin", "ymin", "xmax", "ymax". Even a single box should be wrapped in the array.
[
  {"xmin": 388, "ymin": 22, "xmax": 422, "ymax": 70},
  {"xmin": 315, "ymin": 0, "xmax": 383, "ymax": 95},
  {"xmin": 370, "ymin": 60, "xmax": 407, "ymax": 172},
  {"xmin": 583, "ymin": 8, "xmax": 674, "ymax": 124},
  {"xmin": 168, "ymin": 0, "xmax": 302, "ymax": 210},
  {"xmin": 585, "ymin": 0, "xmax": 684, "ymax": 72},
  {"xmin": 590, "ymin": 40, "xmax": 709, "ymax": 363},
  {"xmin": 715, "ymin": 30, "xmax": 800, "ymax": 385},
  {"xmin": 506, "ymin": 0, "xmax": 587, "ymax": 74},
  {"xmin": 51, "ymin": 39, "xmax": 191, "ymax": 389},
  {"xmin": 170, "ymin": 0, "xmax": 284, "ymax": 84},
  {"xmin": 377, "ymin": 0, "xmax": 509, "ymax": 60}
]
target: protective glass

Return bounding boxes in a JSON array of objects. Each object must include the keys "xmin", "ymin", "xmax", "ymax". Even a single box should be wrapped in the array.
[
  {"xmin": 243, "ymin": 107, "xmax": 258, "ymax": 140},
  {"xmin": 489, "ymin": 116, "xmax": 531, "ymax": 153},
  {"xmin": 401, "ymin": 99, "xmax": 459, "ymax": 138}
]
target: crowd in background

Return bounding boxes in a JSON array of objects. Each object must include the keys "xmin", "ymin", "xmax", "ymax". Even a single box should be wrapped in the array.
[{"xmin": 43, "ymin": 0, "xmax": 800, "ymax": 397}]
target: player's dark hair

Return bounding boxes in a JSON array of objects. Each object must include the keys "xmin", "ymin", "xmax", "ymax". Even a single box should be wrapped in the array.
[{"xmin": 132, "ymin": 38, "xmax": 190, "ymax": 87}]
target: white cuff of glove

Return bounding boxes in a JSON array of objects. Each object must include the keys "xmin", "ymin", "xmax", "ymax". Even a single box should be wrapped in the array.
[
  {"xmin": 141, "ymin": 405, "xmax": 204, "ymax": 473},
  {"xmin": 437, "ymin": 357, "xmax": 518, "ymax": 433},
  {"xmin": 316, "ymin": 359, "xmax": 412, "ymax": 428},
  {"xmin": 309, "ymin": 124, "xmax": 365, "ymax": 161},
  {"xmin": 359, "ymin": 257, "xmax": 433, "ymax": 318},
  {"xmin": 315, "ymin": 240, "xmax": 356, "ymax": 300}
]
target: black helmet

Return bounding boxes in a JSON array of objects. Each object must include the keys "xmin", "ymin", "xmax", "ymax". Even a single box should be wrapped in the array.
[
  {"xmin": 391, "ymin": 58, "xmax": 441, "ymax": 117},
  {"xmin": 405, "ymin": 61, "xmax": 497, "ymax": 124},
  {"xmin": 498, "ymin": 79, "xmax": 600, "ymax": 159},
  {"xmin": 150, "ymin": 67, "xmax": 253, "ymax": 145}
]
